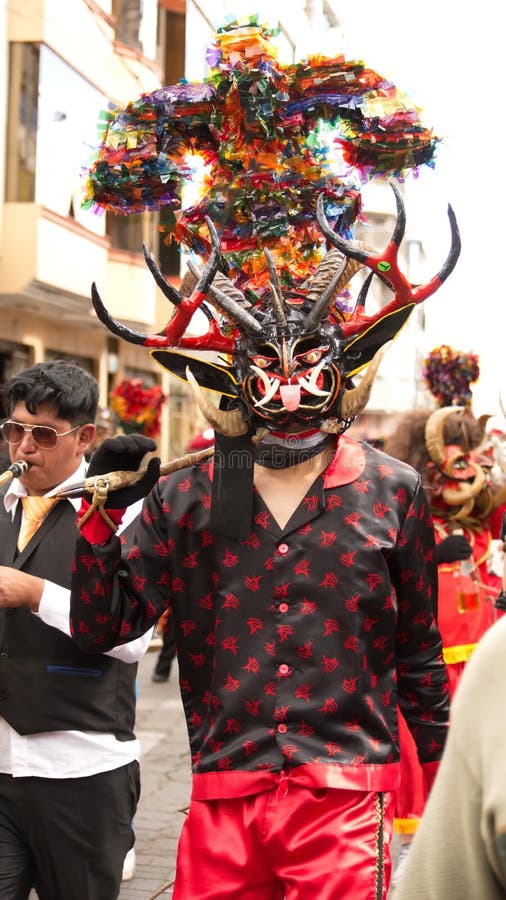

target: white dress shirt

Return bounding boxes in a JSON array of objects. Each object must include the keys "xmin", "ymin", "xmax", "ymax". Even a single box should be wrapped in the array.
[{"xmin": 0, "ymin": 460, "xmax": 153, "ymax": 778}]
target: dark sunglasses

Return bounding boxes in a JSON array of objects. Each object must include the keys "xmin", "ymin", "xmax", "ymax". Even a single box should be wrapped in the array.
[{"xmin": 1, "ymin": 420, "xmax": 81, "ymax": 450}]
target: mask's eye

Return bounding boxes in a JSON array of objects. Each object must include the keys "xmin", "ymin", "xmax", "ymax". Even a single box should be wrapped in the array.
[
  {"xmin": 296, "ymin": 347, "xmax": 327, "ymax": 366},
  {"xmin": 251, "ymin": 355, "xmax": 277, "ymax": 369}
]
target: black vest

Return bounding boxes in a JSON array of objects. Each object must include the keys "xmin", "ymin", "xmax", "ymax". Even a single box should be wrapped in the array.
[{"xmin": 0, "ymin": 487, "xmax": 136, "ymax": 740}]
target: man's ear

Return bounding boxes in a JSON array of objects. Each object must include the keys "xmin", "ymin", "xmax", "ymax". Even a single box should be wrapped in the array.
[{"xmin": 77, "ymin": 423, "xmax": 96, "ymax": 455}]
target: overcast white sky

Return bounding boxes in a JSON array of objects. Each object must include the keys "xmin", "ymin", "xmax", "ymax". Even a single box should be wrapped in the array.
[
  {"xmin": 339, "ymin": 2, "xmax": 504, "ymax": 415},
  {"xmin": 213, "ymin": 2, "xmax": 503, "ymax": 413}
]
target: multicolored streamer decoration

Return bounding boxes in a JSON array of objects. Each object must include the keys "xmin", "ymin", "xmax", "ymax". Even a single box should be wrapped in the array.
[
  {"xmin": 422, "ymin": 345, "xmax": 480, "ymax": 408},
  {"xmin": 83, "ymin": 15, "xmax": 438, "ymax": 305},
  {"xmin": 109, "ymin": 378, "xmax": 166, "ymax": 437}
]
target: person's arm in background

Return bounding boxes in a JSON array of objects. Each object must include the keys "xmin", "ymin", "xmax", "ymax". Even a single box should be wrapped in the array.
[
  {"xmin": 395, "ymin": 615, "xmax": 506, "ymax": 900},
  {"xmin": 0, "ymin": 567, "xmax": 153, "ymax": 662},
  {"xmin": 434, "ymin": 532, "xmax": 472, "ymax": 564},
  {"xmin": 0, "ymin": 490, "xmax": 154, "ymax": 661}
]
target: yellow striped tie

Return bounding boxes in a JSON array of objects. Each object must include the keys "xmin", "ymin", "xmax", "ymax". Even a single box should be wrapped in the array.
[{"xmin": 17, "ymin": 496, "xmax": 59, "ymax": 552}]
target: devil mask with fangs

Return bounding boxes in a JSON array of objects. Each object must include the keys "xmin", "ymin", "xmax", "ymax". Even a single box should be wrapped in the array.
[{"xmin": 92, "ymin": 181, "xmax": 461, "ymax": 444}]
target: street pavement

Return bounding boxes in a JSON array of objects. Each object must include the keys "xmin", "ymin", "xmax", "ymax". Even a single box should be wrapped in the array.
[{"xmin": 119, "ymin": 648, "xmax": 190, "ymax": 900}]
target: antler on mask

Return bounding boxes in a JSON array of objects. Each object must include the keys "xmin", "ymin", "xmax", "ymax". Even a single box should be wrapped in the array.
[
  {"xmin": 315, "ymin": 180, "xmax": 461, "ymax": 342},
  {"xmin": 91, "ymin": 217, "xmax": 260, "ymax": 353},
  {"xmin": 90, "ymin": 181, "xmax": 461, "ymax": 437}
]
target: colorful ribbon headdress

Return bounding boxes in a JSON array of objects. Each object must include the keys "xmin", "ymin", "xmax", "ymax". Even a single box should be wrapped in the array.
[
  {"xmin": 84, "ymin": 16, "xmax": 441, "ymax": 297},
  {"xmin": 423, "ymin": 345, "xmax": 480, "ymax": 409},
  {"xmin": 84, "ymin": 18, "xmax": 461, "ymax": 534}
]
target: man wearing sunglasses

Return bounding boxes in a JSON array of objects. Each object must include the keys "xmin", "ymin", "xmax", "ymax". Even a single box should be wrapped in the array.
[{"xmin": 0, "ymin": 360, "xmax": 151, "ymax": 900}]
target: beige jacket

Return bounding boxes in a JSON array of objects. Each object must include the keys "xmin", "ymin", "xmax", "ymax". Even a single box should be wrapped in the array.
[{"xmin": 395, "ymin": 614, "xmax": 506, "ymax": 899}]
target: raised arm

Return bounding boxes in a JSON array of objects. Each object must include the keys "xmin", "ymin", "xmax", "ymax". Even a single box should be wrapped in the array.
[
  {"xmin": 70, "ymin": 478, "xmax": 170, "ymax": 653},
  {"xmin": 69, "ymin": 434, "xmax": 164, "ymax": 651}
]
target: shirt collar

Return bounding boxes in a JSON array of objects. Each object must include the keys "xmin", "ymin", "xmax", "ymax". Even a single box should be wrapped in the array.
[
  {"xmin": 322, "ymin": 434, "xmax": 366, "ymax": 489},
  {"xmin": 3, "ymin": 459, "xmax": 88, "ymax": 517}
]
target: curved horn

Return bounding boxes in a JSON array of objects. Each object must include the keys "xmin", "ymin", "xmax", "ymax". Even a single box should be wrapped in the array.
[
  {"xmin": 442, "ymin": 462, "xmax": 486, "ymax": 505},
  {"xmin": 91, "ymin": 283, "xmax": 150, "ymax": 345},
  {"xmin": 317, "ymin": 195, "xmax": 375, "ymax": 266},
  {"xmin": 264, "ymin": 248, "xmax": 287, "ymax": 329},
  {"xmin": 436, "ymin": 204, "xmax": 461, "ymax": 284},
  {"xmin": 448, "ymin": 499, "xmax": 475, "ymax": 522},
  {"xmin": 144, "ymin": 213, "xmax": 222, "ymax": 304},
  {"xmin": 316, "ymin": 181, "xmax": 406, "ymax": 265},
  {"xmin": 143, "ymin": 243, "xmax": 184, "ymax": 306},
  {"xmin": 196, "ymin": 216, "xmax": 223, "ymax": 293},
  {"xmin": 303, "ymin": 253, "xmax": 349, "ymax": 334},
  {"xmin": 317, "ymin": 183, "xmax": 460, "ymax": 291},
  {"xmin": 339, "ymin": 345, "xmax": 388, "ymax": 420},
  {"xmin": 152, "ymin": 257, "xmax": 216, "ymax": 323},
  {"xmin": 424, "ymin": 407, "xmax": 464, "ymax": 466},
  {"xmin": 186, "ymin": 367, "xmax": 248, "ymax": 437},
  {"xmin": 390, "ymin": 179, "xmax": 406, "ymax": 246},
  {"xmin": 186, "ymin": 261, "xmax": 262, "ymax": 336},
  {"xmin": 353, "ymin": 271, "xmax": 375, "ymax": 314}
]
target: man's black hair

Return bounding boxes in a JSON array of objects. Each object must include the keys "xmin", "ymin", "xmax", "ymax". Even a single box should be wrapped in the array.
[{"xmin": 2, "ymin": 360, "xmax": 99, "ymax": 424}]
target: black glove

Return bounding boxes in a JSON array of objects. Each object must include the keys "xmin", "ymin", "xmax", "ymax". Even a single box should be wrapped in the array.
[
  {"xmin": 435, "ymin": 534, "xmax": 472, "ymax": 564},
  {"xmin": 86, "ymin": 435, "xmax": 160, "ymax": 508}
]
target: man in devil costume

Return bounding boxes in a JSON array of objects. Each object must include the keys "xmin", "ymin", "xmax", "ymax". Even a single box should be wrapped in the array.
[
  {"xmin": 66, "ymin": 20, "xmax": 458, "ymax": 899},
  {"xmin": 383, "ymin": 362, "xmax": 506, "ymax": 887}
]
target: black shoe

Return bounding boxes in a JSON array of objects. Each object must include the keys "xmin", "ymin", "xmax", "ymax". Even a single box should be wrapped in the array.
[{"xmin": 152, "ymin": 672, "xmax": 169, "ymax": 683}]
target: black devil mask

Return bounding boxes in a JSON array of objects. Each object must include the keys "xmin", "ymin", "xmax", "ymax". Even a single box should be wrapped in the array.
[
  {"xmin": 91, "ymin": 182, "xmax": 460, "ymax": 440},
  {"xmin": 84, "ymin": 20, "xmax": 463, "ymax": 537}
]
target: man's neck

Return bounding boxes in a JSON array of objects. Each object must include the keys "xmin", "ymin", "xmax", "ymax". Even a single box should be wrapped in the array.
[
  {"xmin": 253, "ymin": 439, "xmax": 336, "ymax": 529},
  {"xmin": 254, "ymin": 427, "xmax": 332, "ymax": 469}
]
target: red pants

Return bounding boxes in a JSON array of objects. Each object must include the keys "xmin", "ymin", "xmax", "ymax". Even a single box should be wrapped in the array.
[{"xmin": 173, "ymin": 781, "xmax": 395, "ymax": 899}]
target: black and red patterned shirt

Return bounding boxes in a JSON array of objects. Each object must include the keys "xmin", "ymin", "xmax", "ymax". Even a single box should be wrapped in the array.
[{"xmin": 70, "ymin": 435, "xmax": 449, "ymax": 799}]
